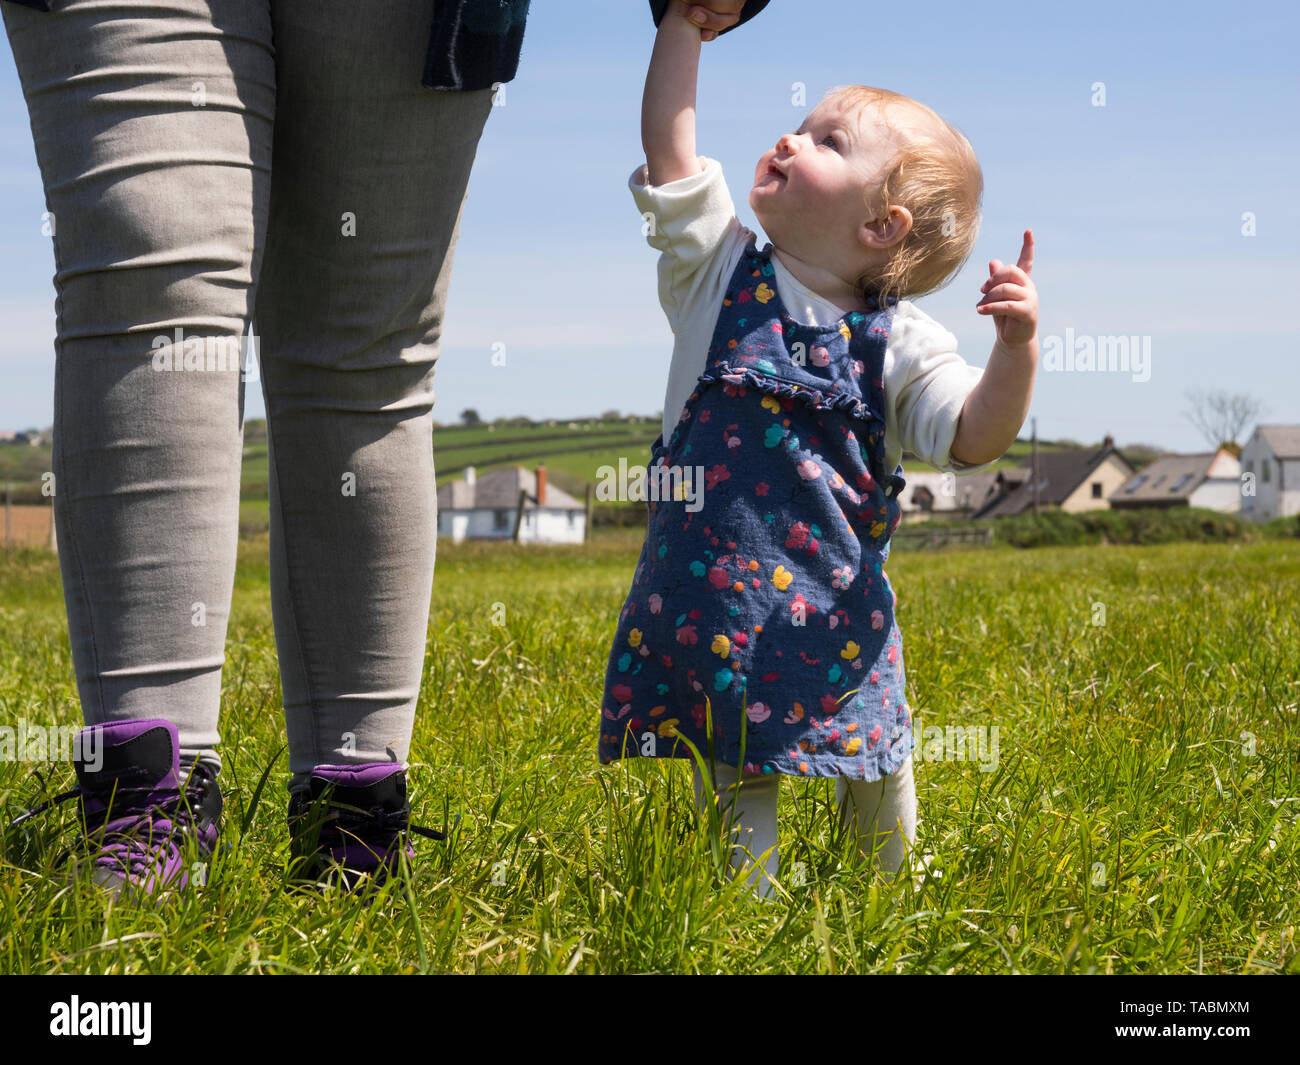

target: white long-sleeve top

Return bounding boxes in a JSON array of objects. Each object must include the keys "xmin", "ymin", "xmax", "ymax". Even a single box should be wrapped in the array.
[{"xmin": 632, "ymin": 157, "xmax": 996, "ymax": 476}]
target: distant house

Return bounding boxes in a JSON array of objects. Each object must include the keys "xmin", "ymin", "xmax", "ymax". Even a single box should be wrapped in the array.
[
  {"xmin": 1109, "ymin": 448, "xmax": 1240, "ymax": 512},
  {"xmin": 1239, "ymin": 425, "xmax": 1300, "ymax": 522},
  {"xmin": 974, "ymin": 435, "xmax": 1136, "ymax": 519},
  {"xmin": 897, "ymin": 470, "xmax": 1002, "ymax": 522},
  {"xmin": 436, "ymin": 464, "xmax": 587, "ymax": 544}
]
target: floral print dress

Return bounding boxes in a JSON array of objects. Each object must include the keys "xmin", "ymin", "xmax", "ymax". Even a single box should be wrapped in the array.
[{"xmin": 598, "ymin": 239, "xmax": 914, "ymax": 782}]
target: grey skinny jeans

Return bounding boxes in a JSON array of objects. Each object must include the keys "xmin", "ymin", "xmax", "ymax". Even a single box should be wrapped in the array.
[{"xmin": 2, "ymin": 0, "xmax": 494, "ymax": 785}]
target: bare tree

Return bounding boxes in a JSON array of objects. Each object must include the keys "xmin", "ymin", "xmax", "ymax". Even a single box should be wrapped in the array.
[{"xmin": 1182, "ymin": 388, "xmax": 1264, "ymax": 450}]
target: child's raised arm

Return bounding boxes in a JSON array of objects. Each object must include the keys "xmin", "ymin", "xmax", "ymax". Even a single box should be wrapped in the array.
[{"xmin": 642, "ymin": 2, "xmax": 706, "ymax": 186}]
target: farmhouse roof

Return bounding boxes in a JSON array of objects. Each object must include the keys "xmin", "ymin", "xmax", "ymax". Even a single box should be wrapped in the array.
[
  {"xmin": 1109, "ymin": 451, "xmax": 1232, "ymax": 504},
  {"xmin": 1256, "ymin": 425, "xmax": 1300, "ymax": 459},
  {"xmin": 975, "ymin": 440, "xmax": 1136, "ymax": 518}
]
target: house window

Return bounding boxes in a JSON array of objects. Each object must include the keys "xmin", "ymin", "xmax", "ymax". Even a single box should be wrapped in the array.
[
  {"xmin": 568, "ymin": 512, "xmax": 578, "ymax": 529},
  {"xmin": 494, "ymin": 509, "xmax": 510, "ymax": 529},
  {"xmin": 1124, "ymin": 475, "xmax": 1146, "ymax": 494},
  {"xmin": 1091, "ymin": 482, "xmax": 1103, "ymax": 498},
  {"xmin": 1262, "ymin": 460, "xmax": 1271, "ymax": 483},
  {"xmin": 1170, "ymin": 473, "xmax": 1194, "ymax": 492}
]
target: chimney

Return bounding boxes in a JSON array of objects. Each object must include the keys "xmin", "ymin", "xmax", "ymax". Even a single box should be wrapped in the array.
[
  {"xmin": 535, "ymin": 464, "xmax": 547, "ymax": 505},
  {"xmin": 464, "ymin": 465, "xmax": 476, "ymax": 487},
  {"xmin": 1102, "ymin": 434, "xmax": 1114, "ymax": 449}
]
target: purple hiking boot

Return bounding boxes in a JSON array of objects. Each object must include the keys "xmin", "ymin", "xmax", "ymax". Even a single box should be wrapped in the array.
[
  {"xmin": 286, "ymin": 764, "xmax": 452, "ymax": 891},
  {"xmin": 5, "ymin": 718, "xmax": 222, "ymax": 897}
]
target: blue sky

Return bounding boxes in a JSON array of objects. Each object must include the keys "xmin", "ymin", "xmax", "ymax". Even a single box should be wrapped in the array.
[{"xmin": 1, "ymin": 0, "xmax": 1297, "ymax": 453}]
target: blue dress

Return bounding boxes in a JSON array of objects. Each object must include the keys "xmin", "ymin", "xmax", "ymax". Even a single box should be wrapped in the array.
[{"xmin": 598, "ymin": 239, "xmax": 914, "ymax": 781}]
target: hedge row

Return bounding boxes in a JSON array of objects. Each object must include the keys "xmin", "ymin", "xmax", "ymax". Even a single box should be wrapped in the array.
[
  {"xmin": 991, "ymin": 506, "xmax": 1299, "ymax": 548},
  {"xmin": 595, "ymin": 504, "xmax": 1300, "ymax": 547}
]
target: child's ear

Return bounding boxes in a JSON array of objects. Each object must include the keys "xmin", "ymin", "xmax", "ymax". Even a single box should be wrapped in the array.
[{"xmin": 860, "ymin": 206, "xmax": 913, "ymax": 251}]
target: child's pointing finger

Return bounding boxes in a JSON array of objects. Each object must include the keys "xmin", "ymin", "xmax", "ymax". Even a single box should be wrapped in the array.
[{"xmin": 1017, "ymin": 229, "xmax": 1035, "ymax": 275}]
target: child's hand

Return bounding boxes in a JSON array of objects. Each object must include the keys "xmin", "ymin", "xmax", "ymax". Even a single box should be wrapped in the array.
[
  {"xmin": 670, "ymin": 1, "xmax": 747, "ymax": 42},
  {"xmin": 976, "ymin": 229, "xmax": 1037, "ymax": 351}
]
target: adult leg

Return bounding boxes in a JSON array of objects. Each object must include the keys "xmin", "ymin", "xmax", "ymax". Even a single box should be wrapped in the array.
[
  {"xmin": 836, "ymin": 756, "xmax": 917, "ymax": 876},
  {"xmin": 252, "ymin": 1, "xmax": 494, "ymax": 785},
  {"xmin": 1, "ymin": 0, "xmax": 276, "ymax": 775},
  {"xmin": 691, "ymin": 760, "xmax": 781, "ymax": 898}
]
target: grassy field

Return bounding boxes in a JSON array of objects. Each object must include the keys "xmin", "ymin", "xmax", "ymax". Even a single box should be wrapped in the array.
[{"xmin": 0, "ymin": 534, "xmax": 1295, "ymax": 974}]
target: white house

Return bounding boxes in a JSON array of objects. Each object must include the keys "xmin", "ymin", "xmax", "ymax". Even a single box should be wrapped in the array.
[
  {"xmin": 436, "ymin": 464, "xmax": 587, "ymax": 544},
  {"xmin": 1108, "ymin": 448, "xmax": 1241, "ymax": 513},
  {"xmin": 1239, "ymin": 425, "xmax": 1300, "ymax": 522},
  {"xmin": 896, "ymin": 469, "xmax": 1001, "ymax": 522}
]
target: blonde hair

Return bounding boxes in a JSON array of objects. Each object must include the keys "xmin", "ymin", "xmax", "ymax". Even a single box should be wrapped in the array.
[{"xmin": 825, "ymin": 86, "xmax": 983, "ymax": 307}]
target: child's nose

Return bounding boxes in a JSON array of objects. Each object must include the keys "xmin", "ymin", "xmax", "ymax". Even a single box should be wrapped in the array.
[{"xmin": 776, "ymin": 133, "xmax": 797, "ymax": 155}]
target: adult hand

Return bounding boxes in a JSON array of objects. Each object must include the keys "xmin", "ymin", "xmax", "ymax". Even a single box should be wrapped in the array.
[
  {"xmin": 976, "ymin": 229, "xmax": 1038, "ymax": 351},
  {"xmin": 675, "ymin": 1, "xmax": 747, "ymax": 42}
]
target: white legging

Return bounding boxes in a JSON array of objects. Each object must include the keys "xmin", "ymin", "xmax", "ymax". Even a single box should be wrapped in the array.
[{"xmin": 691, "ymin": 757, "xmax": 917, "ymax": 898}]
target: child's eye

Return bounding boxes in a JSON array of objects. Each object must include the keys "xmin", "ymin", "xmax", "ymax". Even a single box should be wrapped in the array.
[{"xmin": 821, "ymin": 134, "xmax": 838, "ymax": 150}]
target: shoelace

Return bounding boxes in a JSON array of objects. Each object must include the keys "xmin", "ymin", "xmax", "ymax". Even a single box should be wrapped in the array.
[
  {"xmin": 5, "ymin": 765, "xmax": 217, "ymax": 878},
  {"xmin": 300, "ymin": 796, "xmax": 454, "ymax": 845}
]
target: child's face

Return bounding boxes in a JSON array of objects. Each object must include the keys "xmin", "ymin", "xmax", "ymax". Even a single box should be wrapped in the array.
[{"xmin": 748, "ymin": 97, "xmax": 914, "ymax": 275}]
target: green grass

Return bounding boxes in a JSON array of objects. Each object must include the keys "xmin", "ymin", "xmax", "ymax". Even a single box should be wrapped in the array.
[{"xmin": 0, "ymin": 535, "xmax": 1295, "ymax": 973}]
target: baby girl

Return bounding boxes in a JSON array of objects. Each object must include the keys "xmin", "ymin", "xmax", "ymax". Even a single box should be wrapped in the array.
[{"xmin": 598, "ymin": 1, "xmax": 1038, "ymax": 897}]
